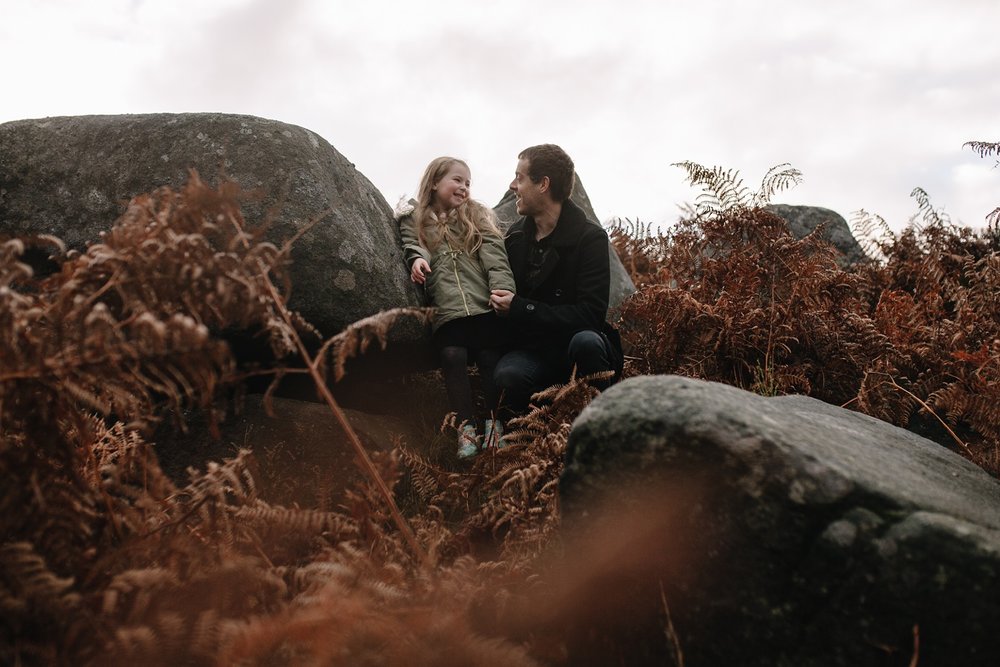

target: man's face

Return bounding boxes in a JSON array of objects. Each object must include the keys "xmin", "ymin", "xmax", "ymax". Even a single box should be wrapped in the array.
[{"xmin": 509, "ymin": 158, "xmax": 544, "ymax": 216}]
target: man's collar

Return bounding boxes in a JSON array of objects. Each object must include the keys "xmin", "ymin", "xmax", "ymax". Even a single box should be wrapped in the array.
[{"xmin": 525, "ymin": 199, "xmax": 585, "ymax": 244}]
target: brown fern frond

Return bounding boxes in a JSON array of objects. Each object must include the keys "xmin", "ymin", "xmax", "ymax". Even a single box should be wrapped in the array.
[
  {"xmin": 910, "ymin": 187, "xmax": 950, "ymax": 229},
  {"xmin": 672, "ymin": 161, "xmax": 802, "ymax": 217},
  {"xmin": 316, "ymin": 307, "xmax": 434, "ymax": 382},
  {"xmin": 851, "ymin": 209, "xmax": 896, "ymax": 262},
  {"xmin": 987, "ymin": 206, "xmax": 1000, "ymax": 228},
  {"xmin": 397, "ymin": 446, "xmax": 463, "ymax": 506},
  {"xmin": 0, "ymin": 541, "xmax": 86, "ymax": 665},
  {"xmin": 169, "ymin": 450, "xmax": 258, "ymax": 542},
  {"xmin": 215, "ymin": 567, "xmax": 543, "ymax": 667},
  {"xmin": 0, "ymin": 541, "xmax": 81, "ymax": 610},
  {"xmin": 100, "ymin": 567, "xmax": 179, "ymax": 618},
  {"xmin": 0, "ymin": 171, "xmax": 324, "ymax": 459},
  {"xmin": 930, "ymin": 377, "xmax": 1000, "ymax": 444},
  {"xmin": 607, "ymin": 217, "xmax": 671, "ymax": 287},
  {"xmin": 672, "ymin": 160, "xmax": 751, "ymax": 215},
  {"xmin": 755, "ymin": 163, "xmax": 803, "ymax": 207},
  {"xmin": 452, "ymin": 376, "xmax": 599, "ymax": 562},
  {"xmin": 963, "ymin": 140, "xmax": 1000, "ymax": 159},
  {"xmin": 0, "ymin": 238, "xmax": 35, "ymax": 288},
  {"xmin": 278, "ymin": 560, "xmax": 361, "ymax": 598},
  {"xmin": 101, "ymin": 557, "xmax": 288, "ymax": 666},
  {"xmin": 232, "ymin": 500, "xmax": 356, "ymax": 543},
  {"xmin": 854, "ymin": 372, "xmax": 916, "ymax": 427},
  {"xmin": 0, "ymin": 431, "xmax": 101, "ymax": 578}
]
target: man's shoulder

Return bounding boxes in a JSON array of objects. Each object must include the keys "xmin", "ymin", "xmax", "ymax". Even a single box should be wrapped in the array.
[{"xmin": 558, "ymin": 200, "xmax": 608, "ymax": 242}]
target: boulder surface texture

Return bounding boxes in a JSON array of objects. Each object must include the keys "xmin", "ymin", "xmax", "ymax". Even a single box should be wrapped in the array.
[
  {"xmin": 767, "ymin": 203, "xmax": 867, "ymax": 265},
  {"xmin": 0, "ymin": 113, "xmax": 421, "ymax": 338},
  {"xmin": 561, "ymin": 374, "xmax": 1000, "ymax": 666}
]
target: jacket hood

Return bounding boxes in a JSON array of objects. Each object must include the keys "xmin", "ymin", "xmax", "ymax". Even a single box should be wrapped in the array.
[{"xmin": 393, "ymin": 198, "xmax": 417, "ymax": 221}]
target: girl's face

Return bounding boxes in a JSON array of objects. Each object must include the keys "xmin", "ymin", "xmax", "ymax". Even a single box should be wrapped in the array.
[{"xmin": 432, "ymin": 163, "xmax": 471, "ymax": 212}]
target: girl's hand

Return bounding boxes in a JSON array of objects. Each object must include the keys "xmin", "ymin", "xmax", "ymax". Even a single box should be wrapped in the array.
[{"xmin": 411, "ymin": 258, "xmax": 431, "ymax": 284}]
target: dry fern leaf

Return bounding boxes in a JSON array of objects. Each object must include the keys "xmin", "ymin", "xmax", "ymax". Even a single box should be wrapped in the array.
[
  {"xmin": 232, "ymin": 501, "xmax": 356, "ymax": 541},
  {"xmin": 0, "ymin": 541, "xmax": 81, "ymax": 610},
  {"xmin": 316, "ymin": 307, "xmax": 434, "ymax": 382},
  {"xmin": 963, "ymin": 140, "xmax": 1000, "ymax": 159}
]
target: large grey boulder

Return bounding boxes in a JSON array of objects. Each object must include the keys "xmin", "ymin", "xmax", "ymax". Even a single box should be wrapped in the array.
[
  {"xmin": 767, "ymin": 204, "xmax": 867, "ymax": 266},
  {"xmin": 560, "ymin": 375, "xmax": 1000, "ymax": 666},
  {"xmin": 0, "ymin": 113, "xmax": 421, "ymax": 339},
  {"xmin": 494, "ymin": 176, "xmax": 636, "ymax": 314}
]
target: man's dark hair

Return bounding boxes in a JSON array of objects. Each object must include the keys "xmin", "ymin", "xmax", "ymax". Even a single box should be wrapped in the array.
[{"xmin": 518, "ymin": 144, "xmax": 575, "ymax": 203}]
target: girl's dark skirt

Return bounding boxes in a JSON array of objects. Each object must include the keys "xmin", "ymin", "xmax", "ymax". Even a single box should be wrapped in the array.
[{"xmin": 432, "ymin": 311, "xmax": 510, "ymax": 353}]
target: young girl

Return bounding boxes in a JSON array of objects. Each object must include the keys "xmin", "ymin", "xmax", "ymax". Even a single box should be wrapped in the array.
[{"xmin": 396, "ymin": 157, "xmax": 515, "ymax": 458}]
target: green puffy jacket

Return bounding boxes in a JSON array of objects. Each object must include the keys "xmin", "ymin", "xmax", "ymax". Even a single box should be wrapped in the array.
[{"xmin": 397, "ymin": 207, "xmax": 515, "ymax": 331}]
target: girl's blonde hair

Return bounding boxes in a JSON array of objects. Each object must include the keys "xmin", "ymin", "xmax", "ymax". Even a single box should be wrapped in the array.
[{"xmin": 413, "ymin": 157, "xmax": 502, "ymax": 254}]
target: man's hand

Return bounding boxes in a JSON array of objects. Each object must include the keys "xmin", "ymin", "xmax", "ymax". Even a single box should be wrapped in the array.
[
  {"xmin": 410, "ymin": 258, "xmax": 431, "ymax": 284},
  {"xmin": 490, "ymin": 289, "xmax": 514, "ymax": 316}
]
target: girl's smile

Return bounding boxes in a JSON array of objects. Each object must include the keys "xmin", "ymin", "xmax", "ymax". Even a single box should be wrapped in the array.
[{"xmin": 432, "ymin": 164, "xmax": 472, "ymax": 213}]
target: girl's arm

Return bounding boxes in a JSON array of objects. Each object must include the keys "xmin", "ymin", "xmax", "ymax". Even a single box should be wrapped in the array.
[
  {"xmin": 478, "ymin": 229, "xmax": 516, "ymax": 293},
  {"xmin": 398, "ymin": 213, "xmax": 432, "ymax": 268}
]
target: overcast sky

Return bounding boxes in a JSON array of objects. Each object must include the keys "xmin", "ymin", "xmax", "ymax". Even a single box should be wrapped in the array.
[{"xmin": 3, "ymin": 0, "xmax": 998, "ymax": 233}]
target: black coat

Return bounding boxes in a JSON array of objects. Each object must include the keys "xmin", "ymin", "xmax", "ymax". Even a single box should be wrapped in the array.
[{"xmin": 505, "ymin": 199, "xmax": 611, "ymax": 351}]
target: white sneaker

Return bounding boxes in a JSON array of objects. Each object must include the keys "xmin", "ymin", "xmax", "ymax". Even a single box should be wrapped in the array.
[
  {"xmin": 456, "ymin": 424, "xmax": 479, "ymax": 459},
  {"xmin": 484, "ymin": 419, "xmax": 508, "ymax": 449}
]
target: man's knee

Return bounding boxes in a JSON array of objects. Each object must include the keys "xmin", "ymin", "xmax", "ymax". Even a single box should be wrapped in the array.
[
  {"xmin": 568, "ymin": 330, "xmax": 611, "ymax": 376},
  {"xmin": 567, "ymin": 329, "xmax": 604, "ymax": 353},
  {"xmin": 568, "ymin": 330, "xmax": 608, "ymax": 360},
  {"xmin": 493, "ymin": 354, "xmax": 532, "ymax": 391}
]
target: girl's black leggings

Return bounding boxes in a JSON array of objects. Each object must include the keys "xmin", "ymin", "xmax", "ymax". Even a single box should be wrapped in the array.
[{"xmin": 439, "ymin": 345, "xmax": 503, "ymax": 425}]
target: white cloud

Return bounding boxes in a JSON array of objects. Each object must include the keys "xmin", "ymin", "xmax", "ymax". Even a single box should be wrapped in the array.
[
  {"xmin": 2, "ymin": 0, "xmax": 998, "ymax": 232},
  {"xmin": 949, "ymin": 159, "xmax": 1000, "ymax": 226}
]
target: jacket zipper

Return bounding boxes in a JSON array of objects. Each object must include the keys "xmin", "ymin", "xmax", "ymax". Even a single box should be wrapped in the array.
[{"xmin": 448, "ymin": 242, "xmax": 471, "ymax": 316}]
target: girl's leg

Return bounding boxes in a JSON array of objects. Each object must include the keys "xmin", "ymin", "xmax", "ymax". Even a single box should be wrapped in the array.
[
  {"xmin": 439, "ymin": 345, "xmax": 475, "ymax": 425},
  {"xmin": 475, "ymin": 347, "xmax": 503, "ymax": 418},
  {"xmin": 477, "ymin": 347, "xmax": 510, "ymax": 448}
]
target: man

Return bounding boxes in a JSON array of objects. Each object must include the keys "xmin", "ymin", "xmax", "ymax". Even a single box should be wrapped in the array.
[{"xmin": 490, "ymin": 144, "xmax": 622, "ymax": 417}]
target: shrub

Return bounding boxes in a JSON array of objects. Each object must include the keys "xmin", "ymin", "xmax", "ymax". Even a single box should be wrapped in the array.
[
  {"xmin": 612, "ymin": 158, "xmax": 1000, "ymax": 475},
  {"xmin": 0, "ymin": 174, "xmax": 588, "ymax": 666}
]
